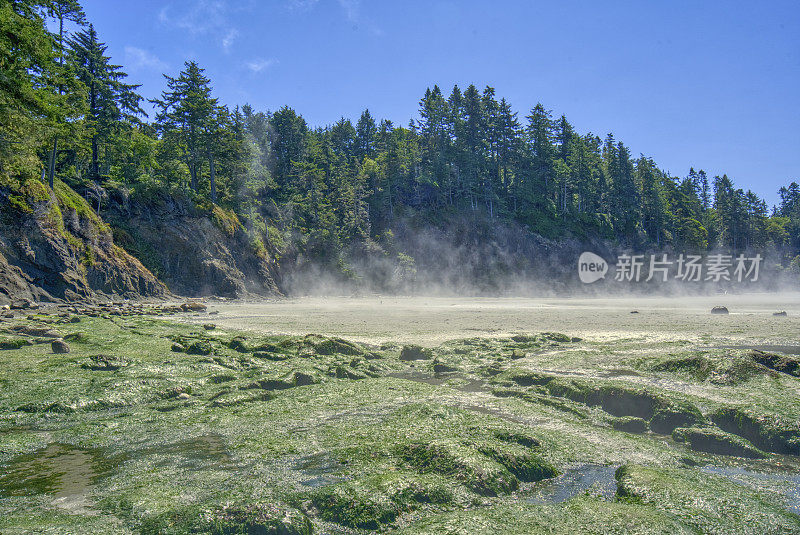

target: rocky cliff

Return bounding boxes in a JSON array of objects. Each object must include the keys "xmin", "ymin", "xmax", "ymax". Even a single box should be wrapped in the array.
[
  {"xmin": 103, "ymin": 189, "xmax": 280, "ymax": 299},
  {"xmin": 0, "ymin": 178, "xmax": 166, "ymax": 305}
]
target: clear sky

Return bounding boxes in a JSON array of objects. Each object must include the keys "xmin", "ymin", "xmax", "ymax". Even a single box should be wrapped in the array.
[{"xmin": 79, "ymin": 0, "xmax": 799, "ymax": 206}]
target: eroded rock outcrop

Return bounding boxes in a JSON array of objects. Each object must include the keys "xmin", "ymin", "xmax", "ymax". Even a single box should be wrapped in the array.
[
  {"xmin": 0, "ymin": 178, "xmax": 166, "ymax": 304},
  {"xmin": 104, "ymin": 189, "xmax": 279, "ymax": 298}
]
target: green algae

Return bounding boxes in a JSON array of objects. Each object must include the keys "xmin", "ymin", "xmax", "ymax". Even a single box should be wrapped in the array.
[{"xmin": 0, "ymin": 311, "xmax": 798, "ymax": 533}]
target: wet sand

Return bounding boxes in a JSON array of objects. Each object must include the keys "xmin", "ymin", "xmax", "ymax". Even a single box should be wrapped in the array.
[{"xmin": 182, "ymin": 293, "xmax": 800, "ymax": 346}]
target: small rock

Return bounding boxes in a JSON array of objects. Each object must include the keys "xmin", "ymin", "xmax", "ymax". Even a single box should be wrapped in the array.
[
  {"xmin": 203, "ymin": 323, "xmax": 216, "ymax": 330},
  {"xmin": 10, "ymin": 299, "xmax": 32, "ymax": 310},
  {"xmin": 181, "ymin": 302, "xmax": 207, "ymax": 312},
  {"xmin": 433, "ymin": 360, "xmax": 459, "ymax": 373},
  {"xmin": 294, "ymin": 371, "xmax": 315, "ymax": 386},
  {"xmin": 171, "ymin": 343, "xmax": 186, "ymax": 352},
  {"xmin": 51, "ymin": 339, "xmax": 70, "ymax": 354},
  {"xmin": 177, "ymin": 392, "xmax": 191, "ymax": 400},
  {"xmin": 773, "ymin": 311, "xmax": 788, "ymax": 317},
  {"xmin": 711, "ymin": 306, "xmax": 729, "ymax": 315}
]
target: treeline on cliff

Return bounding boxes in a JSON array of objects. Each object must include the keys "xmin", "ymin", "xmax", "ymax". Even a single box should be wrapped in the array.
[{"xmin": 2, "ymin": 1, "xmax": 800, "ymax": 288}]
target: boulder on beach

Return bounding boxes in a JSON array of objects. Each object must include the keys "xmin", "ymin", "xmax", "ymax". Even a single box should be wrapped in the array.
[
  {"xmin": 710, "ymin": 306, "xmax": 729, "ymax": 315},
  {"xmin": 51, "ymin": 339, "xmax": 70, "ymax": 354}
]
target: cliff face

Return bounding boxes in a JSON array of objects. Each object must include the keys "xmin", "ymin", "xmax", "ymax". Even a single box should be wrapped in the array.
[
  {"xmin": 104, "ymin": 190, "xmax": 280, "ymax": 299},
  {"xmin": 0, "ymin": 178, "xmax": 166, "ymax": 305}
]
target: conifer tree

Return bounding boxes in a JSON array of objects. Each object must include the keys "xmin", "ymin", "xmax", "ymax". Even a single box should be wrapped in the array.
[
  {"xmin": 69, "ymin": 24, "xmax": 144, "ymax": 180},
  {"xmin": 151, "ymin": 61, "xmax": 222, "ymax": 195}
]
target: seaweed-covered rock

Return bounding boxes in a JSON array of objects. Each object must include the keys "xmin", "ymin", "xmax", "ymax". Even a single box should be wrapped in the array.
[
  {"xmin": 432, "ymin": 359, "xmax": 459, "ymax": 373},
  {"xmin": 311, "ymin": 483, "xmax": 399, "ymax": 530},
  {"xmin": 479, "ymin": 445, "xmax": 558, "ymax": 482},
  {"xmin": 206, "ymin": 503, "xmax": 311, "ymax": 535},
  {"xmin": 507, "ymin": 370, "xmax": 552, "ymax": 387},
  {"xmin": 293, "ymin": 371, "xmax": 317, "ymax": 386},
  {"xmin": 398, "ymin": 441, "xmax": 519, "ymax": 496},
  {"xmin": 611, "ymin": 416, "xmax": 648, "ymax": 434},
  {"xmin": 245, "ymin": 377, "xmax": 295, "ymax": 391},
  {"xmin": 309, "ymin": 336, "xmax": 363, "ymax": 356},
  {"xmin": 710, "ymin": 306, "xmax": 729, "ymax": 314},
  {"xmin": 311, "ymin": 473, "xmax": 451, "ymax": 531},
  {"xmin": 51, "ymin": 339, "xmax": 70, "ymax": 354},
  {"xmin": 185, "ymin": 340, "xmax": 213, "ymax": 355},
  {"xmin": 492, "ymin": 430, "xmax": 542, "ymax": 449},
  {"xmin": 597, "ymin": 386, "xmax": 661, "ymax": 419},
  {"xmin": 649, "ymin": 402, "xmax": 704, "ymax": 435},
  {"xmin": 672, "ymin": 427, "xmax": 766, "ymax": 458},
  {"xmin": 141, "ymin": 503, "xmax": 311, "ymax": 535},
  {"xmin": 181, "ymin": 302, "xmax": 207, "ymax": 312},
  {"xmin": 615, "ymin": 464, "xmax": 800, "ymax": 533},
  {"xmin": 227, "ymin": 336, "xmax": 249, "ymax": 352},
  {"xmin": 711, "ymin": 407, "xmax": 800, "ymax": 455},
  {"xmin": 0, "ymin": 338, "xmax": 32, "ymax": 350},
  {"xmin": 399, "ymin": 345, "xmax": 433, "ymax": 361},
  {"xmin": 542, "ymin": 332, "xmax": 573, "ymax": 343},
  {"xmin": 750, "ymin": 350, "xmax": 799, "ymax": 377},
  {"xmin": 652, "ymin": 356, "xmax": 715, "ymax": 380}
]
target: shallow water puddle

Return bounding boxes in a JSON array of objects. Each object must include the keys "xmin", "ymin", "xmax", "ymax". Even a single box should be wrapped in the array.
[
  {"xmin": 701, "ymin": 466, "xmax": 800, "ymax": 514},
  {"xmin": 524, "ymin": 464, "xmax": 618, "ymax": 504},
  {"xmin": 292, "ymin": 452, "xmax": 349, "ymax": 488},
  {"xmin": 0, "ymin": 443, "xmax": 118, "ymax": 514}
]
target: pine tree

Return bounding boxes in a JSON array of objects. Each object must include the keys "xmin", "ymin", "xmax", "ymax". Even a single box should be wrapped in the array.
[
  {"xmin": 151, "ymin": 61, "xmax": 222, "ymax": 195},
  {"xmin": 355, "ymin": 109, "xmax": 377, "ymax": 162},
  {"xmin": 525, "ymin": 104, "xmax": 555, "ymax": 206},
  {"xmin": 69, "ymin": 24, "xmax": 144, "ymax": 180},
  {"xmin": 0, "ymin": 1, "xmax": 80, "ymax": 181},
  {"xmin": 269, "ymin": 106, "xmax": 308, "ymax": 196},
  {"xmin": 45, "ymin": 0, "xmax": 85, "ymax": 187}
]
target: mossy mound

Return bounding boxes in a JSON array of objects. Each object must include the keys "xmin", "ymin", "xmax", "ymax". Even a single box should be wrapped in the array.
[
  {"xmin": 498, "ymin": 371, "xmax": 705, "ymax": 434},
  {"xmin": 672, "ymin": 427, "xmax": 766, "ymax": 458},
  {"xmin": 305, "ymin": 335, "xmax": 363, "ymax": 356},
  {"xmin": 398, "ymin": 441, "xmax": 520, "ymax": 496},
  {"xmin": 711, "ymin": 407, "xmax": 800, "ymax": 455},
  {"xmin": 652, "ymin": 356, "xmax": 715, "ymax": 380},
  {"xmin": 750, "ymin": 350, "xmax": 800, "ymax": 377},
  {"xmin": 615, "ymin": 464, "xmax": 800, "ymax": 533},
  {"xmin": 611, "ymin": 416, "xmax": 649, "ymax": 434},
  {"xmin": 310, "ymin": 472, "xmax": 453, "ymax": 530},
  {"xmin": 0, "ymin": 337, "xmax": 32, "ymax": 350},
  {"xmin": 138, "ymin": 503, "xmax": 311, "ymax": 535},
  {"xmin": 400, "ymin": 344, "xmax": 433, "ymax": 361}
]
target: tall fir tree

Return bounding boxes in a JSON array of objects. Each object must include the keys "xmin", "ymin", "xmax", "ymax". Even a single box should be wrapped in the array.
[{"xmin": 69, "ymin": 24, "xmax": 144, "ymax": 180}]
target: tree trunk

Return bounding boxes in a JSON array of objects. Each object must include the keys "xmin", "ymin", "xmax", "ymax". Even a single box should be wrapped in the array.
[
  {"xmin": 209, "ymin": 154, "xmax": 217, "ymax": 202},
  {"xmin": 48, "ymin": 137, "xmax": 58, "ymax": 189},
  {"xmin": 91, "ymin": 135, "xmax": 99, "ymax": 179},
  {"xmin": 190, "ymin": 162, "xmax": 198, "ymax": 191}
]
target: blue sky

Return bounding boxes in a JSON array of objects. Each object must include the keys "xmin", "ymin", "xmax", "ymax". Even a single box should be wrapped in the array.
[{"xmin": 80, "ymin": 0, "xmax": 798, "ymax": 206}]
